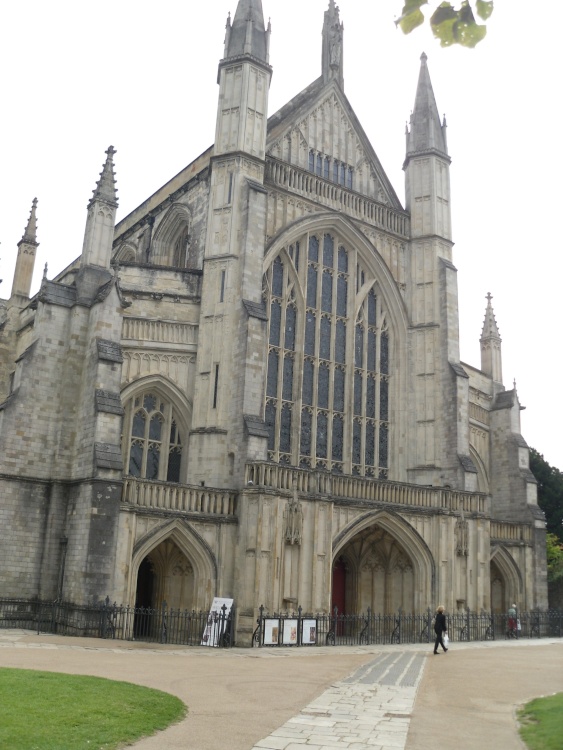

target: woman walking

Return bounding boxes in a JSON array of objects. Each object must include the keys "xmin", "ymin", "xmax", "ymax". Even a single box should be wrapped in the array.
[{"xmin": 434, "ymin": 605, "xmax": 448, "ymax": 654}]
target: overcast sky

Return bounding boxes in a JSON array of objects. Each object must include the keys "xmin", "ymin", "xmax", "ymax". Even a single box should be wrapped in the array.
[{"xmin": 1, "ymin": 1, "xmax": 560, "ymax": 469}]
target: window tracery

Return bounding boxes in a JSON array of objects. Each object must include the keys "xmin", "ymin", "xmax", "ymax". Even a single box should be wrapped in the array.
[
  {"xmin": 123, "ymin": 390, "xmax": 184, "ymax": 483},
  {"xmin": 263, "ymin": 232, "xmax": 390, "ymax": 477}
]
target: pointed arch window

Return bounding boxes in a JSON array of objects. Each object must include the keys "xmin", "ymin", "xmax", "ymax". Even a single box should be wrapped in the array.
[
  {"xmin": 263, "ymin": 233, "xmax": 390, "ymax": 478},
  {"xmin": 123, "ymin": 390, "xmax": 184, "ymax": 483}
]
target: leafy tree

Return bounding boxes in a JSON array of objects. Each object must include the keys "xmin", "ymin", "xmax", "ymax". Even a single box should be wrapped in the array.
[
  {"xmin": 546, "ymin": 533, "xmax": 563, "ymax": 584},
  {"xmin": 396, "ymin": 0, "xmax": 494, "ymax": 48},
  {"xmin": 530, "ymin": 449, "xmax": 563, "ymax": 544}
]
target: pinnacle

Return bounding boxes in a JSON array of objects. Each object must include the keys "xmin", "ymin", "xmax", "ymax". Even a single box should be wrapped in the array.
[
  {"xmin": 481, "ymin": 292, "xmax": 501, "ymax": 340},
  {"xmin": 19, "ymin": 197, "xmax": 39, "ymax": 246},
  {"xmin": 90, "ymin": 146, "xmax": 118, "ymax": 208}
]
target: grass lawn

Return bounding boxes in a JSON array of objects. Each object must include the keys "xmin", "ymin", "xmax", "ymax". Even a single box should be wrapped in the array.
[
  {"xmin": 0, "ymin": 667, "xmax": 186, "ymax": 750},
  {"xmin": 518, "ymin": 693, "xmax": 563, "ymax": 750}
]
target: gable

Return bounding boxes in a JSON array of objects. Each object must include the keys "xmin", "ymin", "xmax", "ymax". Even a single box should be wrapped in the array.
[{"xmin": 266, "ymin": 79, "xmax": 402, "ymax": 211}]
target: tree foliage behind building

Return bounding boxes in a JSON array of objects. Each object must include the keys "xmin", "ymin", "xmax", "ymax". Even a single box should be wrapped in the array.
[{"xmin": 530, "ymin": 449, "xmax": 563, "ymax": 585}]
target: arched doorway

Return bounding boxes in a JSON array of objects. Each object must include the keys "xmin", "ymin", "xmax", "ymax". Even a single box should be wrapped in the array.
[
  {"xmin": 331, "ymin": 524, "xmax": 415, "ymax": 615},
  {"xmin": 490, "ymin": 559, "xmax": 505, "ymax": 614}
]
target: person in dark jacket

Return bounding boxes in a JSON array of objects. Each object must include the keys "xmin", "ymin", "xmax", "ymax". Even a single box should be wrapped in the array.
[{"xmin": 434, "ymin": 605, "xmax": 448, "ymax": 654}]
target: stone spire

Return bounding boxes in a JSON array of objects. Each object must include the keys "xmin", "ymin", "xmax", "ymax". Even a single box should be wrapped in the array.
[
  {"xmin": 322, "ymin": 0, "xmax": 344, "ymax": 89},
  {"xmin": 480, "ymin": 292, "xmax": 503, "ymax": 383},
  {"xmin": 80, "ymin": 147, "xmax": 118, "ymax": 272},
  {"xmin": 405, "ymin": 53, "xmax": 448, "ymax": 162},
  {"xmin": 224, "ymin": 0, "xmax": 270, "ymax": 63},
  {"xmin": 89, "ymin": 145, "xmax": 118, "ymax": 210},
  {"xmin": 11, "ymin": 198, "xmax": 39, "ymax": 299}
]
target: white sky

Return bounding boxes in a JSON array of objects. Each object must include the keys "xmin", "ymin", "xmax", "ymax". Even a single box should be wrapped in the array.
[{"xmin": 1, "ymin": 1, "xmax": 560, "ymax": 469}]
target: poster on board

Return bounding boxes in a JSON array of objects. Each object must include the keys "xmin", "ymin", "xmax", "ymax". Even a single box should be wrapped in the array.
[
  {"xmin": 282, "ymin": 618, "xmax": 299, "ymax": 645},
  {"xmin": 263, "ymin": 619, "xmax": 280, "ymax": 646},
  {"xmin": 201, "ymin": 597, "xmax": 234, "ymax": 647},
  {"xmin": 301, "ymin": 619, "xmax": 317, "ymax": 645}
]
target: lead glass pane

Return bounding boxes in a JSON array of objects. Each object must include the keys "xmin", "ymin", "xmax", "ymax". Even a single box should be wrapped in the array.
[
  {"xmin": 338, "ymin": 246, "xmax": 348, "ymax": 273},
  {"xmin": 146, "ymin": 444, "xmax": 159, "ymax": 480},
  {"xmin": 381, "ymin": 332, "xmax": 389, "ymax": 375},
  {"xmin": 365, "ymin": 422, "xmax": 375, "ymax": 466},
  {"xmin": 333, "ymin": 368, "xmax": 345, "ymax": 412},
  {"xmin": 366, "ymin": 375, "xmax": 376, "ymax": 419},
  {"xmin": 368, "ymin": 290, "xmax": 377, "ymax": 326},
  {"xmin": 300, "ymin": 410, "xmax": 312, "ymax": 456},
  {"xmin": 285, "ymin": 305, "xmax": 296, "ymax": 350},
  {"xmin": 318, "ymin": 363, "xmax": 330, "ymax": 409},
  {"xmin": 380, "ymin": 378, "xmax": 389, "ymax": 421},
  {"xmin": 337, "ymin": 275, "xmax": 347, "ymax": 317},
  {"xmin": 267, "ymin": 350, "xmax": 279, "ymax": 397},
  {"xmin": 367, "ymin": 330, "xmax": 376, "ymax": 371},
  {"xmin": 317, "ymin": 412, "xmax": 328, "ymax": 458},
  {"xmin": 354, "ymin": 371, "xmax": 362, "ymax": 415},
  {"xmin": 270, "ymin": 300, "xmax": 281, "ymax": 345},
  {"xmin": 303, "ymin": 359, "xmax": 314, "ymax": 405},
  {"xmin": 129, "ymin": 442, "xmax": 143, "ymax": 476},
  {"xmin": 333, "ymin": 161, "xmax": 339, "ymax": 182},
  {"xmin": 272, "ymin": 257, "xmax": 284, "ymax": 297},
  {"xmin": 320, "ymin": 317, "xmax": 331, "ymax": 360},
  {"xmin": 167, "ymin": 450, "xmax": 181, "ymax": 483},
  {"xmin": 323, "ymin": 234, "xmax": 334, "ymax": 267},
  {"xmin": 332, "ymin": 414, "xmax": 343, "ymax": 461},
  {"xmin": 282, "ymin": 356, "xmax": 294, "ymax": 401},
  {"xmin": 335, "ymin": 320, "xmax": 346, "ymax": 364},
  {"xmin": 322, "ymin": 270, "xmax": 333, "ymax": 312},
  {"xmin": 143, "ymin": 394, "xmax": 156, "ymax": 413},
  {"xmin": 265, "ymin": 402, "xmax": 276, "ymax": 451},
  {"xmin": 132, "ymin": 411, "xmax": 146, "ymax": 438},
  {"xmin": 280, "ymin": 404, "xmax": 292, "ymax": 453},
  {"xmin": 353, "ymin": 421, "xmax": 362, "ymax": 464},
  {"xmin": 355, "ymin": 325, "xmax": 364, "ymax": 368},
  {"xmin": 379, "ymin": 424, "xmax": 389, "ymax": 468},
  {"xmin": 305, "ymin": 312, "xmax": 316, "ymax": 355},
  {"xmin": 307, "ymin": 265, "xmax": 317, "ymax": 307},
  {"xmin": 308, "ymin": 235, "xmax": 319, "ymax": 262},
  {"xmin": 149, "ymin": 414, "xmax": 163, "ymax": 441}
]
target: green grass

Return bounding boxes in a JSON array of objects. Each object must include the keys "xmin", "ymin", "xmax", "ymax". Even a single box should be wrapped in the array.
[
  {"xmin": 0, "ymin": 668, "xmax": 186, "ymax": 750},
  {"xmin": 518, "ymin": 693, "xmax": 563, "ymax": 750}
]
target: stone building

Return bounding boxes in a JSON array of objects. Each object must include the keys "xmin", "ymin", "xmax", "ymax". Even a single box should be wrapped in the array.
[{"xmin": 0, "ymin": 0, "xmax": 547, "ymax": 644}]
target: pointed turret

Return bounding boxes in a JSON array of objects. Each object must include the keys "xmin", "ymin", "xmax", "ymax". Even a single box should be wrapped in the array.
[
  {"xmin": 80, "ymin": 146, "xmax": 118, "ymax": 272},
  {"xmin": 11, "ymin": 198, "xmax": 39, "ymax": 299},
  {"xmin": 404, "ymin": 53, "xmax": 448, "ymax": 164},
  {"xmin": 480, "ymin": 292, "xmax": 503, "ymax": 384},
  {"xmin": 322, "ymin": 0, "xmax": 344, "ymax": 89},
  {"xmin": 224, "ymin": 0, "xmax": 270, "ymax": 63}
]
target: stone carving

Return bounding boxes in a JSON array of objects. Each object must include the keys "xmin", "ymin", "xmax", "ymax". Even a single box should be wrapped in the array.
[
  {"xmin": 284, "ymin": 480, "xmax": 303, "ymax": 545},
  {"xmin": 455, "ymin": 512, "xmax": 469, "ymax": 556}
]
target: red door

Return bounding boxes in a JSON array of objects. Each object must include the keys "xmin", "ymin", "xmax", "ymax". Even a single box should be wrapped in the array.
[{"xmin": 331, "ymin": 557, "xmax": 346, "ymax": 615}]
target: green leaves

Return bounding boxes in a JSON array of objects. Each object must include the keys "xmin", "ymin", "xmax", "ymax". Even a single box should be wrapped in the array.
[{"xmin": 396, "ymin": 0, "xmax": 493, "ymax": 48}]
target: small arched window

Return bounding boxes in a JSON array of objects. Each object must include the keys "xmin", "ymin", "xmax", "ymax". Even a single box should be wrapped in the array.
[{"xmin": 123, "ymin": 390, "xmax": 184, "ymax": 483}]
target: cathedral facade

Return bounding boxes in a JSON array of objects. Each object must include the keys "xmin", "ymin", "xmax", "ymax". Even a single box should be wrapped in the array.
[{"xmin": 0, "ymin": 0, "xmax": 547, "ymax": 644}]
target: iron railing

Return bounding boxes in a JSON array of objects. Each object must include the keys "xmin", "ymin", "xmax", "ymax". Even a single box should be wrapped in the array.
[
  {"xmin": 252, "ymin": 606, "xmax": 563, "ymax": 647},
  {"xmin": 0, "ymin": 597, "xmax": 234, "ymax": 648}
]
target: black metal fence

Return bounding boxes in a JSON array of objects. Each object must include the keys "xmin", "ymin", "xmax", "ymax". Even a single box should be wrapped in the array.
[
  {"xmin": 0, "ymin": 597, "xmax": 234, "ymax": 648},
  {"xmin": 252, "ymin": 606, "xmax": 563, "ymax": 647}
]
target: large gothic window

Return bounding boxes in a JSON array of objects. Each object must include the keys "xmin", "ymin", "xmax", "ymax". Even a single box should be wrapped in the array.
[
  {"xmin": 263, "ymin": 233, "xmax": 390, "ymax": 478},
  {"xmin": 123, "ymin": 390, "xmax": 184, "ymax": 483}
]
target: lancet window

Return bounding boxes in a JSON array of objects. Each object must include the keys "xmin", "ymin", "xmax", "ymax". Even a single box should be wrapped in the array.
[
  {"xmin": 308, "ymin": 151, "xmax": 354, "ymax": 190},
  {"xmin": 263, "ymin": 233, "xmax": 390, "ymax": 477},
  {"xmin": 123, "ymin": 391, "xmax": 183, "ymax": 483}
]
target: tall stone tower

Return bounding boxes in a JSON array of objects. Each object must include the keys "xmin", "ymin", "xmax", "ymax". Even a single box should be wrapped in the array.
[
  {"xmin": 404, "ymin": 53, "xmax": 474, "ymax": 490},
  {"xmin": 188, "ymin": 0, "xmax": 272, "ymax": 487}
]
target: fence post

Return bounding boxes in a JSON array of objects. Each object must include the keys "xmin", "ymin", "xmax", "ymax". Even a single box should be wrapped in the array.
[
  {"xmin": 465, "ymin": 607, "xmax": 471, "ymax": 642},
  {"xmin": 297, "ymin": 605, "xmax": 303, "ymax": 646},
  {"xmin": 160, "ymin": 601, "xmax": 168, "ymax": 644}
]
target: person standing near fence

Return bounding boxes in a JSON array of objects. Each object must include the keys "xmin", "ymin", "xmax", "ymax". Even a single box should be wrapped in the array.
[
  {"xmin": 507, "ymin": 603, "xmax": 518, "ymax": 638},
  {"xmin": 433, "ymin": 605, "xmax": 448, "ymax": 654}
]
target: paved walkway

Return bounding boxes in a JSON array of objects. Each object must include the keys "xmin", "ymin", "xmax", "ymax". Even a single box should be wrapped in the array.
[{"xmin": 1, "ymin": 630, "xmax": 562, "ymax": 749}]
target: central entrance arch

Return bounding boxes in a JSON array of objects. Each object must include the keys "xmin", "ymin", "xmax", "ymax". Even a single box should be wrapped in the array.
[{"xmin": 331, "ymin": 510, "xmax": 435, "ymax": 614}]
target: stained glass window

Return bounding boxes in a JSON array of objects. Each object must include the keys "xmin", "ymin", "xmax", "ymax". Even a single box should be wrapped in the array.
[
  {"xmin": 263, "ymin": 235, "xmax": 391, "ymax": 476},
  {"xmin": 124, "ymin": 390, "xmax": 184, "ymax": 483}
]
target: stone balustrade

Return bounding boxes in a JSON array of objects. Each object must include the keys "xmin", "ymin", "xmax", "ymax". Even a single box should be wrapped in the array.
[
  {"xmin": 245, "ymin": 462, "xmax": 489, "ymax": 515},
  {"xmin": 265, "ymin": 157, "xmax": 410, "ymax": 239},
  {"xmin": 122, "ymin": 477, "xmax": 237, "ymax": 516},
  {"xmin": 490, "ymin": 521, "xmax": 532, "ymax": 543}
]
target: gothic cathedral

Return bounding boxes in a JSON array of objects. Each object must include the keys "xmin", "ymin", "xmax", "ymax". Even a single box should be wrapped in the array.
[{"xmin": 0, "ymin": 1, "xmax": 547, "ymax": 643}]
